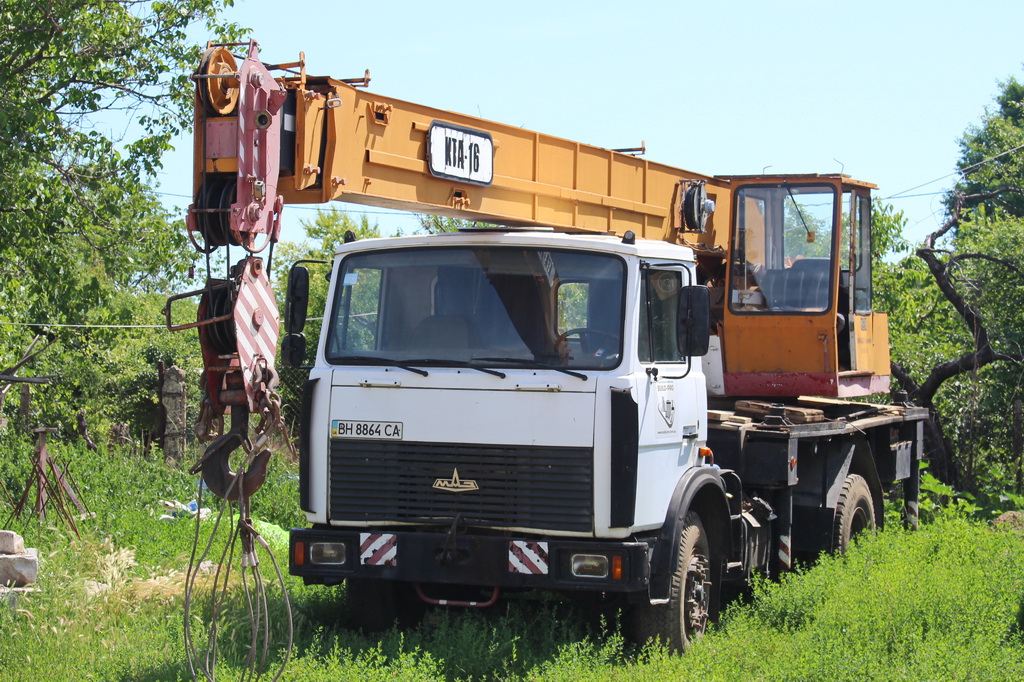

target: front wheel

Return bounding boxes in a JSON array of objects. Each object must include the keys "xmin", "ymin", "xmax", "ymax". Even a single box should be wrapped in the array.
[{"xmin": 629, "ymin": 512, "xmax": 715, "ymax": 652}]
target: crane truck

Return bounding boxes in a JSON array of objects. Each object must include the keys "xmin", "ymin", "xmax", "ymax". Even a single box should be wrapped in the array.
[{"xmin": 172, "ymin": 41, "xmax": 928, "ymax": 651}]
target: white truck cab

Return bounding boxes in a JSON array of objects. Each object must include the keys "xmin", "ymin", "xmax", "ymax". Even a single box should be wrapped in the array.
[
  {"xmin": 299, "ymin": 230, "xmax": 711, "ymax": 538},
  {"xmin": 290, "ymin": 228, "xmax": 725, "ymax": 642}
]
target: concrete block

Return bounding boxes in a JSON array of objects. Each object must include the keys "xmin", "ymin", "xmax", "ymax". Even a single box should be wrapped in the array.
[
  {"xmin": 0, "ymin": 553, "xmax": 38, "ymax": 587},
  {"xmin": 0, "ymin": 530, "xmax": 25, "ymax": 555}
]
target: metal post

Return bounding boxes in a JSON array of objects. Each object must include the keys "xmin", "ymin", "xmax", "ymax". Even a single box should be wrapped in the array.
[
  {"xmin": 904, "ymin": 421, "xmax": 923, "ymax": 530},
  {"xmin": 773, "ymin": 487, "xmax": 793, "ymax": 578}
]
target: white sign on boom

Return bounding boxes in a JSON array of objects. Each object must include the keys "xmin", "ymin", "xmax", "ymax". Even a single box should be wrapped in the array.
[{"xmin": 427, "ymin": 121, "xmax": 494, "ymax": 186}]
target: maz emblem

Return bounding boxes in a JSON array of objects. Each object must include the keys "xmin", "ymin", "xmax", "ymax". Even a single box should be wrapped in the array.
[{"xmin": 433, "ymin": 468, "xmax": 479, "ymax": 492}]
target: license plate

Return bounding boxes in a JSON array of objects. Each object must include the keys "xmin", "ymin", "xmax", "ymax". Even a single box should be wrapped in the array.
[{"xmin": 331, "ymin": 420, "xmax": 403, "ymax": 440}]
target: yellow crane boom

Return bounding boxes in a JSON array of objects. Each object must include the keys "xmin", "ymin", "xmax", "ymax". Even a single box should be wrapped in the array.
[{"xmin": 189, "ymin": 42, "xmax": 891, "ymax": 400}]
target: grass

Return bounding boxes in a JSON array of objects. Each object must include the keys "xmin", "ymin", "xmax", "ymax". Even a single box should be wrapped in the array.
[{"xmin": 2, "ymin": 438, "xmax": 1024, "ymax": 680}]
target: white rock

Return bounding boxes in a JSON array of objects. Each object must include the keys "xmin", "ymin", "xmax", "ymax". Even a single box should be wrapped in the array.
[
  {"xmin": 0, "ymin": 530, "xmax": 26, "ymax": 555},
  {"xmin": 0, "ymin": 553, "xmax": 38, "ymax": 587}
]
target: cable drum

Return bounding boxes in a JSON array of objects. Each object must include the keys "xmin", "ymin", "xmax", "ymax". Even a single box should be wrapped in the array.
[
  {"xmin": 198, "ymin": 46, "xmax": 240, "ymax": 116},
  {"xmin": 204, "ymin": 284, "xmax": 237, "ymax": 355},
  {"xmin": 195, "ymin": 178, "xmax": 240, "ymax": 250}
]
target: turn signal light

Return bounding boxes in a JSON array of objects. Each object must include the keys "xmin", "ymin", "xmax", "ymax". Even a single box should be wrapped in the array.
[
  {"xmin": 293, "ymin": 541, "xmax": 305, "ymax": 567},
  {"xmin": 611, "ymin": 554, "xmax": 623, "ymax": 581}
]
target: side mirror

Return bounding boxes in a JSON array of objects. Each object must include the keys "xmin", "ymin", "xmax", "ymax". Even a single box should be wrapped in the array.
[
  {"xmin": 285, "ymin": 265, "xmax": 310, "ymax": 334},
  {"xmin": 677, "ymin": 285, "xmax": 711, "ymax": 357},
  {"xmin": 281, "ymin": 332, "xmax": 307, "ymax": 368}
]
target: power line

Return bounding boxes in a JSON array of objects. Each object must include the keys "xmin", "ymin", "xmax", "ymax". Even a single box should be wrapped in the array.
[
  {"xmin": 882, "ymin": 140, "xmax": 1024, "ymax": 201},
  {"xmin": 882, "ymin": 173, "xmax": 960, "ymax": 201},
  {"xmin": 0, "ymin": 317, "xmax": 323, "ymax": 329},
  {"xmin": 156, "ymin": 191, "xmax": 422, "ymax": 217},
  {"xmin": 885, "ymin": 191, "xmax": 945, "ymax": 201},
  {"xmin": 959, "ymin": 141, "xmax": 1024, "ymax": 176},
  {"xmin": 0, "ymin": 319, "xmax": 165, "ymax": 327}
]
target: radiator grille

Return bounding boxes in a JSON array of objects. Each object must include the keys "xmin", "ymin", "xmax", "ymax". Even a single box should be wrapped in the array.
[{"xmin": 329, "ymin": 440, "xmax": 593, "ymax": 532}]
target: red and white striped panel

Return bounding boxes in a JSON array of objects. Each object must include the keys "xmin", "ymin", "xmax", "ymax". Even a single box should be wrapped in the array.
[
  {"xmin": 778, "ymin": 533, "xmax": 792, "ymax": 570},
  {"xmin": 508, "ymin": 541, "xmax": 549, "ymax": 575},
  {"xmin": 360, "ymin": 533, "xmax": 398, "ymax": 567},
  {"xmin": 905, "ymin": 500, "xmax": 920, "ymax": 529},
  {"xmin": 233, "ymin": 258, "xmax": 280, "ymax": 409}
]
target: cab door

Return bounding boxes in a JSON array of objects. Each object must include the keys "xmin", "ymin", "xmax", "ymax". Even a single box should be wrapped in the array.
[
  {"xmin": 631, "ymin": 264, "xmax": 708, "ymax": 527},
  {"xmin": 722, "ymin": 179, "xmax": 843, "ymax": 396},
  {"xmin": 842, "ymin": 189, "xmax": 891, "ymax": 394}
]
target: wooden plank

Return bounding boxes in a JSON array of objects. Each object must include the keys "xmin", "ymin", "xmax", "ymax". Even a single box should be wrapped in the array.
[{"xmin": 734, "ymin": 400, "xmax": 825, "ymax": 424}]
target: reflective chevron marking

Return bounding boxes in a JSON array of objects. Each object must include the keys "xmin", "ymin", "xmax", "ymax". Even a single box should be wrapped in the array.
[
  {"xmin": 360, "ymin": 533, "xmax": 397, "ymax": 567},
  {"xmin": 508, "ymin": 541, "xmax": 549, "ymax": 575}
]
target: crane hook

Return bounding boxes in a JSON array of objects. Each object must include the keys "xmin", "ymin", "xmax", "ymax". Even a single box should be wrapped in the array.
[{"xmin": 189, "ymin": 406, "xmax": 271, "ymax": 501}]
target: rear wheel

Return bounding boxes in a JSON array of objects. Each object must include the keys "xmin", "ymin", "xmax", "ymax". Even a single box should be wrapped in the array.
[
  {"xmin": 832, "ymin": 474, "xmax": 875, "ymax": 554},
  {"xmin": 629, "ymin": 512, "xmax": 714, "ymax": 652}
]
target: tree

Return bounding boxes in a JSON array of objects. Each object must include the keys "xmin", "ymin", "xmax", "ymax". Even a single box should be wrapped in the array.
[
  {"xmin": 417, "ymin": 215, "xmax": 484, "ymax": 233},
  {"xmin": 1, "ymin": 1, "xmax": 241, "ymax": 290},
  {"xmin": 951, "ymin": 75, "xmax": 1024, "ymax": 218},
  {"xmin": 0, "ymin": 2, "xmax": 241, "ymax": 312},
  {"xmin": 882, "ymin": 202, "xmax": 1024, "ymax": 488},
  {"xmin": 883, "ymin": 75, "xmax": 1024, "ymax": 488},
  {"xmin": 0, "ymin": 1, "xmax": 241, "ymax": 438},
  {"xmin": 272, "ymin": 208, "xmax": 383, "ymax": 428},
  {"xmin": 273, "ymin": 206, "xmax": 384, "ymax": 335}
]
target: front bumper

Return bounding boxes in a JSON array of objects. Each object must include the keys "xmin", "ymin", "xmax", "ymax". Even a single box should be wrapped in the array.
[{"xmin": 290, "ymin": 527, "xmax": 651, "ymax": 593}]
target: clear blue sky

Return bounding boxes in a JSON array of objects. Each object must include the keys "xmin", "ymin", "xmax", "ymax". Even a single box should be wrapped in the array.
[{"xmin": 157, "ymin": 0, "xmax": 1024, "ymax": 247}]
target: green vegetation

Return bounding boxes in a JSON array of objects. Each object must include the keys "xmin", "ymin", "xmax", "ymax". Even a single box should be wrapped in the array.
[
  {"xmin": 875, "ymin": 72, "xmax": 1024, "ymax": 491},
  {"xmin": 2, "ymin": 443, "xmax": 1023, "ymax": 680},
  {"xmin": 1, "ymin": 2, "xmax": 1023, "ymax": 680},
  {"xmin": 0, "ymin": 0, "xmax": 241, "ymax": 444}
]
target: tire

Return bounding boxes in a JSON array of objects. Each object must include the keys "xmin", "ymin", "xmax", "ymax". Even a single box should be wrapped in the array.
[
  {"xmin": 629, "ymin": 512, "xmax": 714, "ymax": 653},
  {"xmin": 832, "ymin": 474, "xmax": 875, "ymax": 554}
]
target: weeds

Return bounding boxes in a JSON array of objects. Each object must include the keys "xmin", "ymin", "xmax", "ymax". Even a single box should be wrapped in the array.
[{"xmin": 2, "ymin": 441, "xmax": 1023, "ymax": 680}]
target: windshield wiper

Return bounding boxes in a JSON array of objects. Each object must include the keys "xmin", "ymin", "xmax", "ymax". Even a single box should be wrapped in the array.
[
  {"xmin": 333, "ymin": 355, "xmax": 429, "ymax": 377},
  {"xmin": 472, "ymin": 357, "xmax": 588, "ymax": 381},
  {"xmin": 403, "ymin": 358, "xmax": 506, "ymax": 379}
]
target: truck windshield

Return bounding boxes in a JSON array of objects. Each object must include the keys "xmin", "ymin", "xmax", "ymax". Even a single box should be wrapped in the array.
[
  {"xmin": 325, "ymin": 246, "xmax": 626, "ymax": 370},
  {"xmin": 730, "ymin": 184, "xmax": 837, "ymax": 313}
]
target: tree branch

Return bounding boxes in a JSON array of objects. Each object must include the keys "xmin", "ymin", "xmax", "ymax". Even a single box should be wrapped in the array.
[
  {"xmin": 924, "ymin": 187, "xmax": 1024, "ymax": 248},
  {"xmin": 890, "ymin": 360, "xmax": 920, "ymax": 398},
  {"xmin": 948, "ymin": 252, "xmax": 1024, "ymax": 276}
]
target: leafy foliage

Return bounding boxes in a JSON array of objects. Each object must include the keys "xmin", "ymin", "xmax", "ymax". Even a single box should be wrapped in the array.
[
  {"xmin": 272, "ymin": 208, "xmax": 383, "ymax": 427},
  {"xmin": 417, "ymin": 214, "xmax": 487, "ymax": 233},
  {"xmin": 0, "ymin": 1, "xmax": 242, "ymax": 443},
  {"xmin": 952, "ymin": 74, "xmax": 1024, "ymax": 217},
  {"xmin": 0, "ymin": 1, "xmax": 241, "ymax": 317},
  {"xmin": 881, "ymin": 206, "xmax": 1024, "ymax": 487},
  {"xmin": 880, "ymin": 71, "xmax": 1024, "ymax": 489}
]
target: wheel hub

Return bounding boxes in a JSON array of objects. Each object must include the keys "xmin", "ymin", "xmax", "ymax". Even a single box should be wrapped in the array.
[{"xmin": 684, "ymin": 554, "xmax": 710, "ymax": 634}]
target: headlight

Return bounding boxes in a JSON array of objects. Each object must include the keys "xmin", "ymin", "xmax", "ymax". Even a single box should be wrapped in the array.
[
  {"xmin": 571, "ymin": 553, "xmax": 609, "ymax": 578},
  {"xmin": 310, "ymin": 542, "xmax": 347, "ymax": 565}
]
